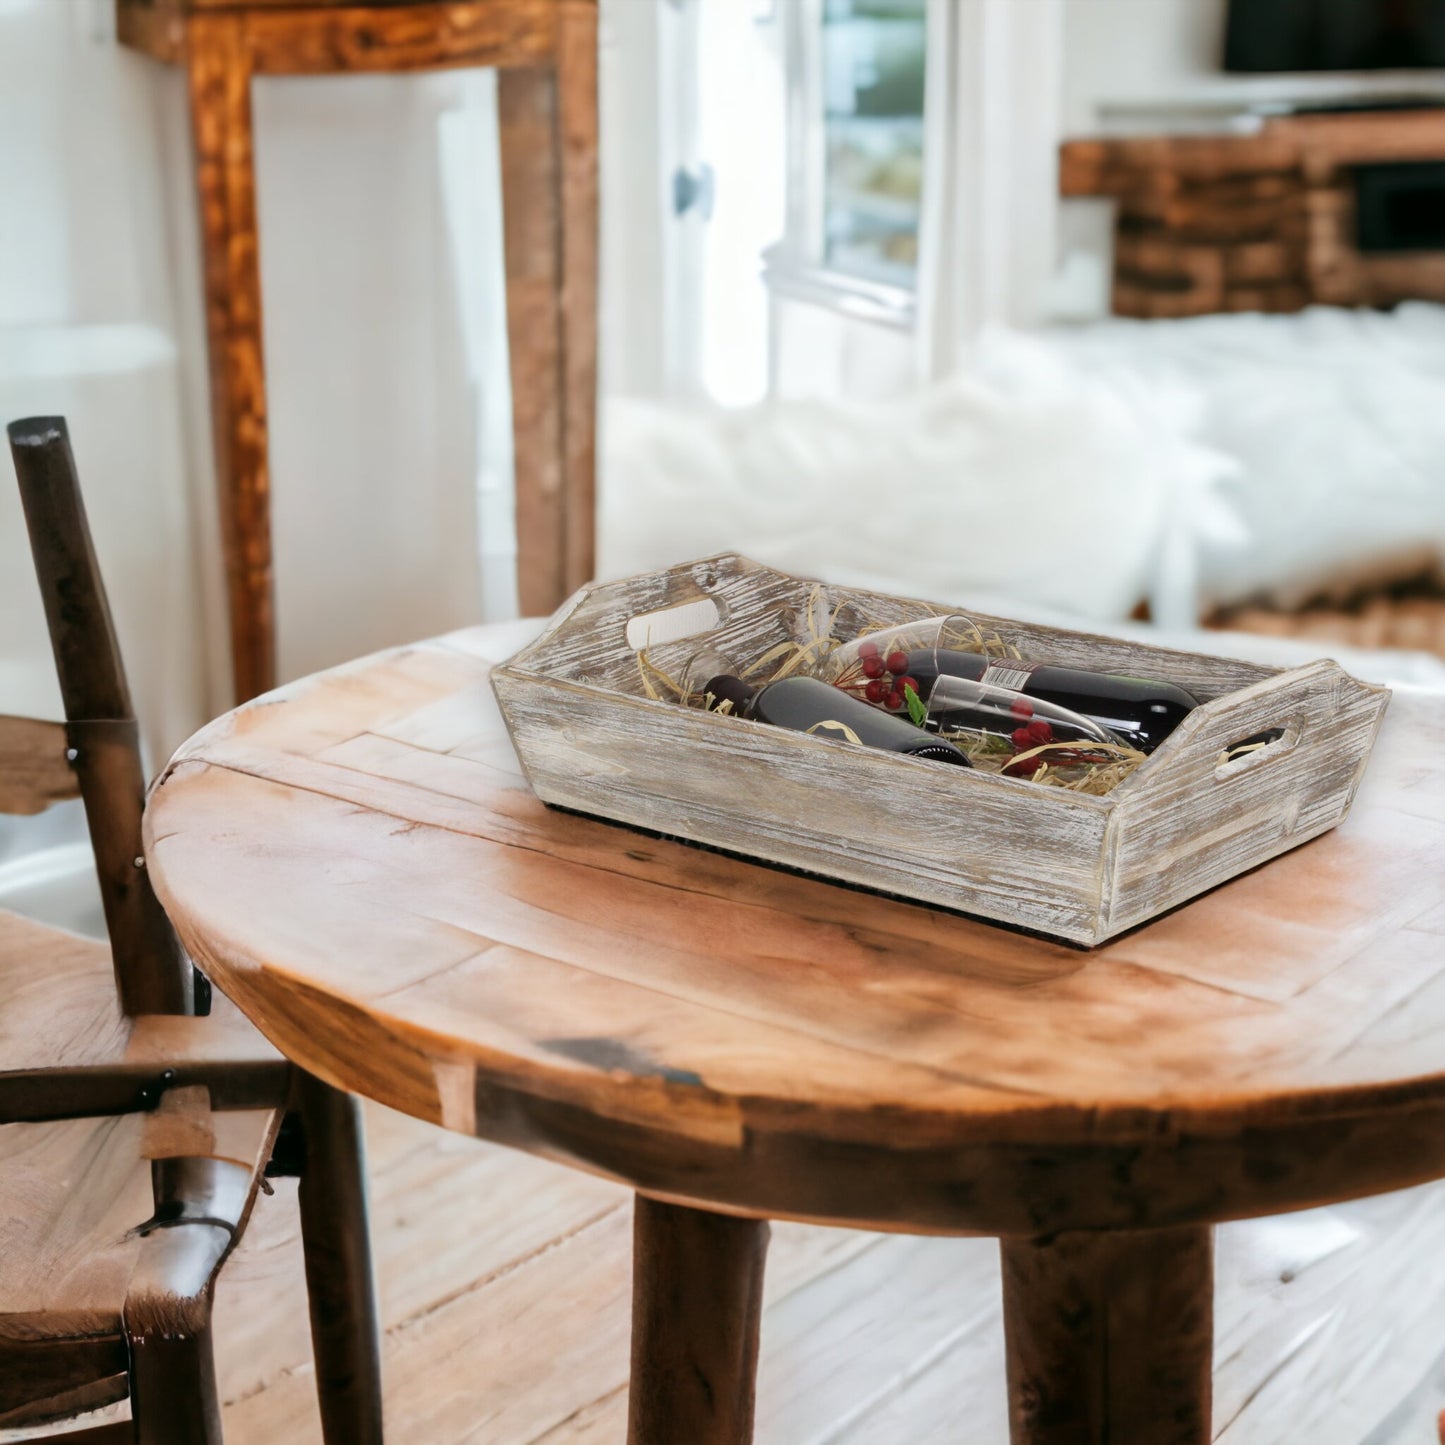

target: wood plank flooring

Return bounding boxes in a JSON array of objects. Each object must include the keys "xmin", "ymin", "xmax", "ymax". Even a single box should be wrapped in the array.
[{"xmin": 11, "ymin": 1102, "xmax": 1445, "ymax": 1443}]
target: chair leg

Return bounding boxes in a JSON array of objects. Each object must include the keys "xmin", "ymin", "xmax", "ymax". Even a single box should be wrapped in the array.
[
  {"xmin": 295, "ymin": 1071, "xmax": 384, "ymax": 1444},
  {"xmin": 129, "ymin": 1304, "xmax": 222, "ymax": 1445}
]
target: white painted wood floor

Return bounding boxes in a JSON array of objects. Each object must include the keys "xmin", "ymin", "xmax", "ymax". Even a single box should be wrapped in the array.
[{"xmin": 23, "ymin": 1103, "xmax": 1445, "ymax": 1443}]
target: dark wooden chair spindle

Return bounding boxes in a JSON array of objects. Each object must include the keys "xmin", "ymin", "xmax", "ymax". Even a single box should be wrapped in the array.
[{"xmin": 1, "ymin": 416, "xmax": 384, "ymax": 1443}]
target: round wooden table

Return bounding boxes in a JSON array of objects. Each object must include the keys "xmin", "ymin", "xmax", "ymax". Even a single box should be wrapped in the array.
[{"xmin": 145, "ymin": 620, "xmax": 1445, "ymax": 1444}]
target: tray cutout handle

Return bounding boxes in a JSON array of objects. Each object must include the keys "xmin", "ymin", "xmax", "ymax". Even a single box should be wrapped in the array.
[
  {"xmin": 625, "ymin": 595, "xmax": 727, "ymax": 651},
  {"xmin": 1214, "ymin": 724, "xmax": 1299, "ymax": 781}
]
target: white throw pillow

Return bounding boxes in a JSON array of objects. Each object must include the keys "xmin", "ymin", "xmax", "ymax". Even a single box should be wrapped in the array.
[
  {"xmin": 1049, "ymin": 305, "xmax": 1445, "ymax": 614},
  {"xmin": 600, "ymin": 336, "xmax": 1237, "ymax": 624}
]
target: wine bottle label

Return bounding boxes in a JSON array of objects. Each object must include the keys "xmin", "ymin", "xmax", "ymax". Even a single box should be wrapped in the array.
[{"xmin": 980, "ymin": 661, "xmax": 1039, "ymax": 691}]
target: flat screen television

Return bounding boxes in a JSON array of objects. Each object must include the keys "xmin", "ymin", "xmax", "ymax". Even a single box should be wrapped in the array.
[{"xmin": 1224, "ymin": 0, "xmax": 1445, "ymax": 71}]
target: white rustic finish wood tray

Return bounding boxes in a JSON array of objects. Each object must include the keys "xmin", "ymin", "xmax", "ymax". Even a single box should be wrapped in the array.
[{"xmin": 492, "ymin": 555, "xmax": 1390, "ymax": 945}]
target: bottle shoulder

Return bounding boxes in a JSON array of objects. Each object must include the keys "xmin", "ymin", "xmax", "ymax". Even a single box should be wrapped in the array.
[{"xmin": 1031, "ymin": 664, "xmax": 1199, "ymax": 709}]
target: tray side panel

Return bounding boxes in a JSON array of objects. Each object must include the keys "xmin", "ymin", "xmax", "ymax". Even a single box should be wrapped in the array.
[
  {"xmin": 813, "ymin": 575, "xmax": 1280, "ymax": 702},
  {"xmin": 493, "ymin": 670, "xmax": 1112, "ymax": 943},
  {"xmin": 509, "ymin": 555, "xmax": 1278, "ymax": 705},
  {"xmin": 1102, "ymin": 663, "xmax": 1391, "ymax": 938},
  {"xmin": 971, "ymin": 621, "xmax": 1277, "ymax": 702},
  {"xmin": 496, "ymin": 557, "xmax": 1390, "ymax": 945},
  {"xmin": 507, "ymin": 555, "xmax": 811, "ymax": 693}
]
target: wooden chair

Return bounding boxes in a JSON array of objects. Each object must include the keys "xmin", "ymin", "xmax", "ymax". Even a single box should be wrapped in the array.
[{"xmin": 0, "ymin": 416, "xmax": 383, "ymax": 1443}]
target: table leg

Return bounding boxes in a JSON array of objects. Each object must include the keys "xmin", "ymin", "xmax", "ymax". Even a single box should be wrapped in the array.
[
  {"xmin": 626, "ymin": 1195, "xmax": 770, "ymax": 1445},
  {"xmin": 1001, "ymin": 1224, "xmax": 1213, "ymax": 1445},
  {"xmin": 186, "ymin": 13, "xmax": 275, "ymax": 704}
]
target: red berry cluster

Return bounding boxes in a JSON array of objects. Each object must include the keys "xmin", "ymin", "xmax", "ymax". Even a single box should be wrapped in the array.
[
  {"xmin": 857, "ymin": 641, "xmax": 920, "ymax": 711},
  {"xmin": 1008, "ymin": 700, "xmax": 1054, "ymax": 751},
  {"xmin": 1003, "ymin": 699, "xmax": 1056, "ymax": 776}
]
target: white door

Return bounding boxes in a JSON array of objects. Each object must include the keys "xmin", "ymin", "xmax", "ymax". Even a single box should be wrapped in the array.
[{"xmin": 607, "ymin": 0, "xmax": 785, "ymax": 405}]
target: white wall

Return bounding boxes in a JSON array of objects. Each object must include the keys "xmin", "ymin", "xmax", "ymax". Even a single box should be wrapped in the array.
[
  {"xmin": 1062, "ymin": 0, "xmax": 1445, "ymax": 135},
  {"xmin": 598, "ymin": 0, "xmax": 671, "ymax": 400},
  {"xmin": 0, "ymin": 1, "xmax": 214, "ymax": 758},
  {"xmin": 249, "ymin": 69, "xmax": 491, "ymax": 686},
  {"xmin": 1063, "ymin": 0, "xmax": 1229, "ymax": 133},
  {"xmin": 0, "ymin": 0, "xmax": 659, "ymax": 922},
  {"xmin": 771, "ymin": 297, "xmax": 916, "ymax": 398}
]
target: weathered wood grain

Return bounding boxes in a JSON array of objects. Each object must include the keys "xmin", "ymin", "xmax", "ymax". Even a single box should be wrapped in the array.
[
  {"xmin": 499, "ymin": 62, "xmax": 567, "ymax": 617},
  {"xmin": 215, "ymin": 1107, "xmax": 630, "ymax": 1440},
  {"xmin": 0, "ymin": 716, "xmax": 79, "ymax": 815},
  {"xmin": 0, "ymin": 906, "xmax": 287, "ymax": 1125},
  {"xmin": 1002, "ymin": 1226, "xmax": 1214, "ymax": 1445},
  {"xmin": 9, "ymin": 419, "xmax": 197, "ymax": 1015},
  {"xmin": 130, "ymin": 588, "xmax": 1420, "ymax": 1442},
  {"xmin": 142, "ymin": 614, "xmax": 1444, "ymax": 1239},
  {"xmin": 244, "ymin": 0, "xmax": 557, "ymax": 75},
  {"xmin": 212, "ymin": 1107, "xmax": 1445, "ymax": 1442},
  {"xmin": 627, "ymin": 1196, "xmax": 769, "ymax": 1445},
  {"xmin": 1104, "ymin": 660, "xmax": 1387, "ymax": 935},
  {"xmin": 493, "ymin": 555, "xmax": 1386, "ymax": 945},
  {"xmin": 0, "ymin": 1334, "xmax": 130, "ymax": 1431},
  {"xmin": 0, "ymin": 1108, "xmax": 275, "ymax": 1344},
  {"xmin": 497, "ymin": 665, "xmax": 1113, "ymax": 939},
  {"xmin": 0, "ymin": 1104, "xmax": 278, "ymax": 1433},
  {"xmin": 116, "ymin": 0, "xmax": 188, "ymax": 64},
  {"xmin": 1062, "ymin": 107, "xmax": 1445, "ymax": 318},
  {"xmin": 4, "ymin": 417, "xmax": 380, "ymax": 1439},
  {"xmin": 555, "ymin": 0, "xmax": 599, "ymax": 598},
  {"xmin": 0, "ymin": 911, "xmax": 125, "ymax": 1079},
  {"xmin": 1214, "ymin": 591, "xmax": 1445, "ymax": 666},
  {"xmin": 141, "ymin": 1083, "xmax": 218, "ymax": 1158},
  {"xmin": 118, "ymin": 0, "xmax": 600, "ymax": 697},
  {"xmin": 186, "ymin": 8, "xmax": 274, "ymax": 703}
]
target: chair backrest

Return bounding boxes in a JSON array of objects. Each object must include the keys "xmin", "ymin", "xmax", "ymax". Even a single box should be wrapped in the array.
[{"xmin": 6, "ymin": 416, "xmax": 195, "ymax": 1017}]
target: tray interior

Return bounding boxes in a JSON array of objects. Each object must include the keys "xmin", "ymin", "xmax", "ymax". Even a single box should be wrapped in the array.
[{"xmin": 532, "ymin": 562, "xmax": 1282, "ymax": 712}]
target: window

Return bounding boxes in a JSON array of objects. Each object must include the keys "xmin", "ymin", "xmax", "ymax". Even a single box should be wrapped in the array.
[{"xmin": 821, "ymin": 0, "xmax": 926, "ymax": 288}]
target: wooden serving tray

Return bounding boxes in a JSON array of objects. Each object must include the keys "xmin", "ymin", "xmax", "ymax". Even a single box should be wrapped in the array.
[{"xmin": 492, "ymin": 555, "xmax": 1390, "ymax": 946}]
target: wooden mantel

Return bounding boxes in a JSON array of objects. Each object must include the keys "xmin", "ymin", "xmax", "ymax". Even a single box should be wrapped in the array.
[
  {"xmin": 1061, "ymin": 106, "xmax": 1445, "ymax": 318},
  {"xmin": 117, "ymin": 0, "xmax": 598, "ymax": 703}
]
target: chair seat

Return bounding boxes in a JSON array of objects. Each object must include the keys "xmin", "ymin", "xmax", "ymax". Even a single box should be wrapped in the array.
[
  {"xmin": 0, "ymin": 907, "xmax": 290, "ymax": 1122},
  {"xmin": 0, "ymin": 908, "xmax": 287, "ymax": 1428},
  {"xmin": 0, "ymin": 908, "xmax": 129, "ymax": 1074},
  {"xmin": 0, "ymin": 1105, "xmax": 281, "ymax": 1428}
]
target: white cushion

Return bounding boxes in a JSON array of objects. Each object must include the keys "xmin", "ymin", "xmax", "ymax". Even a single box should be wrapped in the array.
[
  {"xmin": 600, "ymin": 335, "xmax": 1236, "ymax": 624},
  {"xmin": 1047, "ymin": 303, "xmax": 1445, "ymax": 615}
]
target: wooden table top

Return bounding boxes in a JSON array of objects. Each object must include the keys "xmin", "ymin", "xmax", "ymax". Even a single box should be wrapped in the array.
[{"xmin": 145, "ymin": 622, "xmax": 1445, "ymax": 1236}]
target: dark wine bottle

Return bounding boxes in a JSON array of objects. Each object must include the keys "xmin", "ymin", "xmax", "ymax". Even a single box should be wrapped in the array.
[
  {"xmin": 907, "ymin": 651, "xmax": 1198, "ymax": 754},
  {"xmin": 824, "ymin": 617, "xmax": 1199, "ymax": 755},
  {"xmin": 704, "ymin": 674, "xmax": 971, "ymax": 766}
]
